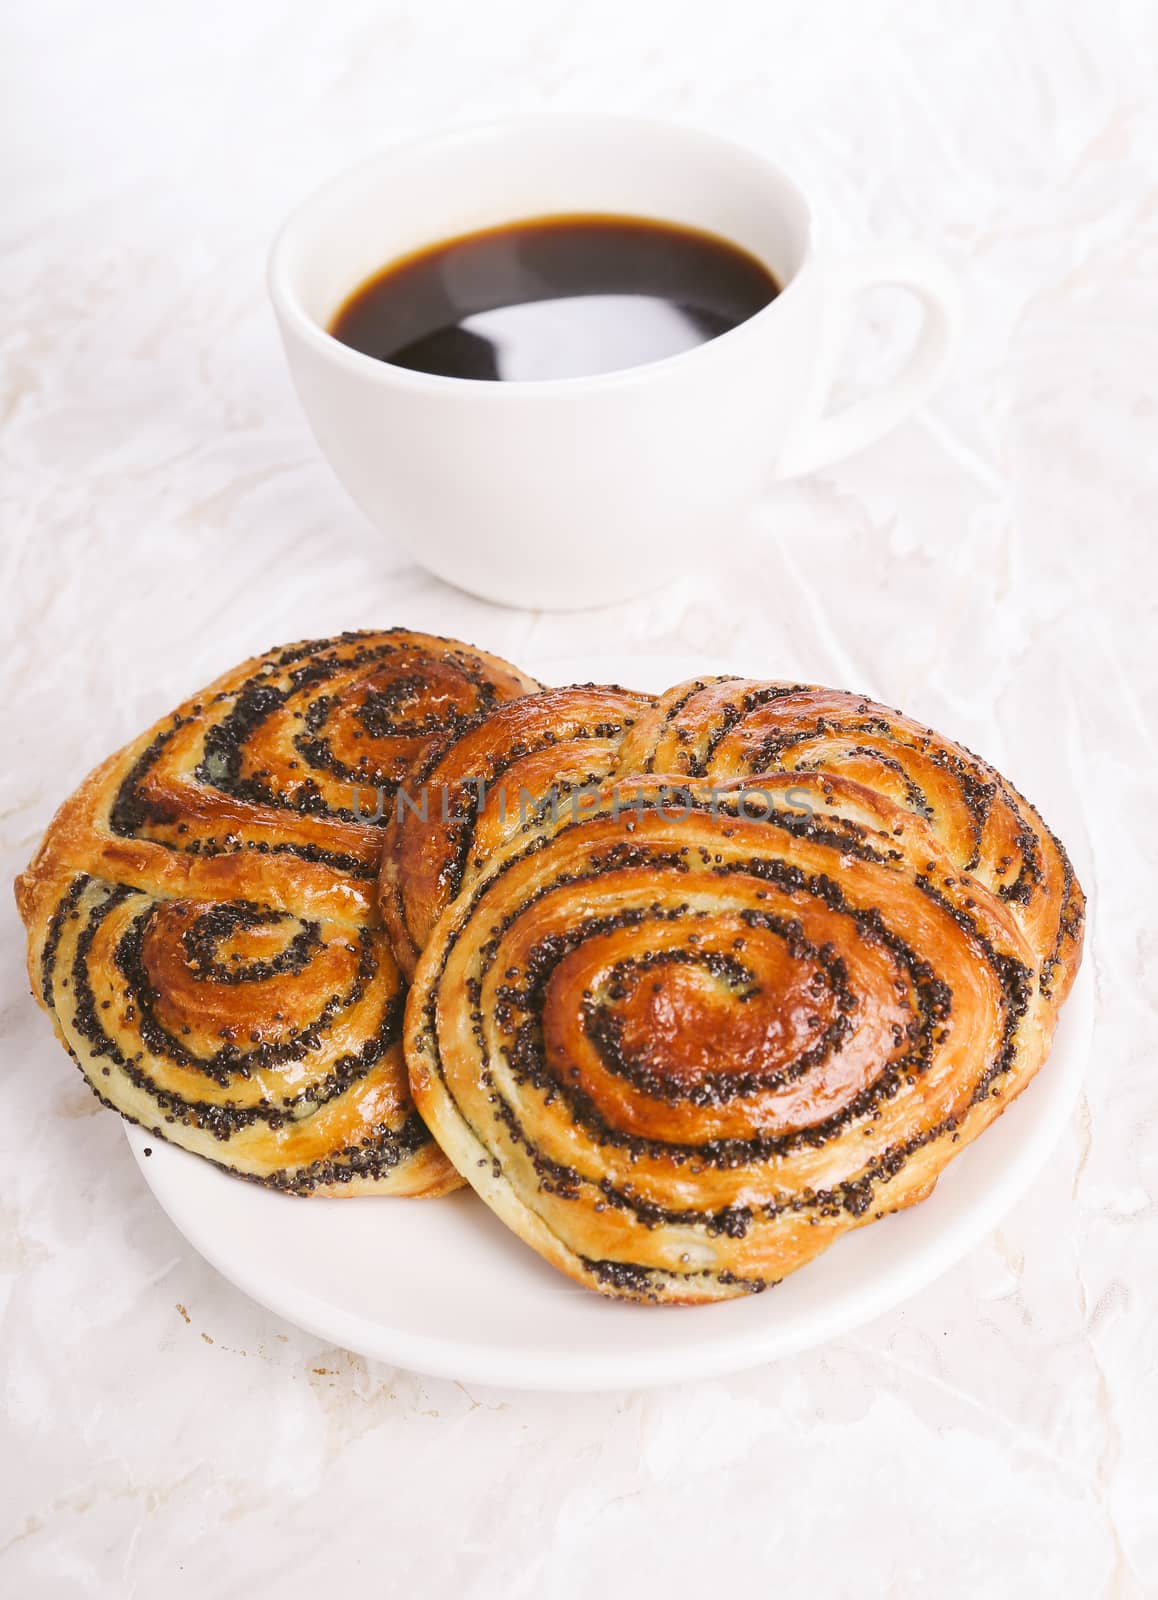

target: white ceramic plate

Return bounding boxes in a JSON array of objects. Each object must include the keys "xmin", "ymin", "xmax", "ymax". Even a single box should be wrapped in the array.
[{"xmin": 126, "ymin": 653, "xmax": 1093, "ymax": 1390}]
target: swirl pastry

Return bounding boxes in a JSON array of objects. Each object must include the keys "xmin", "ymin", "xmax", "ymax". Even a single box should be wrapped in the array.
[
  {"xmin": 616, "ymin": 678, "xmax": 1084, "ymax": 1009},
  {"xmin": 379, "ymin": 684, "xmax": 655, "ymax": 976},
  {"xmin": 16, "ymin": 629, "xmax": 538, "ymax": 1195},
  {"xmin": 406, "ymin": 769, "xmax": 1083, "ymax": 1302}
]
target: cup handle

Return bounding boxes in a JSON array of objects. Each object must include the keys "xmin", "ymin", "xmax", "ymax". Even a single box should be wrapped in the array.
[{"xmin": 772, "ymin": 246, "xmax": 962, "ymax": 480}]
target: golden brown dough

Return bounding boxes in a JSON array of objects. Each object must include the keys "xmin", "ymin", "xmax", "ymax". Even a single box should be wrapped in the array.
[
  {"xmin": 406, "ymin": 767, "xmax": 1084, "ymax": 1303},
  {"xmin": 616, "ymin": 678, "xmax": 1084, "ymax": 1009},
  {"xmin": 16, "ymin": 629, "xmax": 538, "ymax": 1195},
  {"xmin": 379, "ymin": 683, "xmax": 655, "ymax": 976}
]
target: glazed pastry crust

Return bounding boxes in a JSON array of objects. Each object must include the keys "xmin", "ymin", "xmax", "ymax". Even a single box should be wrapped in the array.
[
  {"xmin": 379, "ymin": 683, "xmax": 655, "ymax": 977},
  {"xmin": 615, "ymin": 678, "xmax": 1085, "ymax": 1011},
  {"xmin": 406, "ymin": 767, "xmax": 1085, "ymax": 1302},
  {"xmin": 16, "ymin": 629, "xmax": 539, "ymax": 1196}
]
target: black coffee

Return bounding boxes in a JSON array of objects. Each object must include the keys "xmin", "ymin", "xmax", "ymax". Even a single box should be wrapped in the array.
[{"xmin": 328, "ymin": 215, "xmax": 779, "ymax": 382}]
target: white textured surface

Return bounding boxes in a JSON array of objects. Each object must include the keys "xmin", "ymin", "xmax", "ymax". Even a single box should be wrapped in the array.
[{"xmin": 2, "ymin": 1, "xmax": 1156, "ymax": 1594}]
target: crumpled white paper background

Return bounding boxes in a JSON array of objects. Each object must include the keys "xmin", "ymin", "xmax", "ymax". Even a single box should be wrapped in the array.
[{"xmin": 2, "ymin": 0, "xmax": 1155, "ymax": 1594}]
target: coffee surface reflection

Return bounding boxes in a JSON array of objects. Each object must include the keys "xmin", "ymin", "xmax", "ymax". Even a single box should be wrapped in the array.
[{"xmin": 329, "ymin": 215, "xmax": 779, "ymax": 382}]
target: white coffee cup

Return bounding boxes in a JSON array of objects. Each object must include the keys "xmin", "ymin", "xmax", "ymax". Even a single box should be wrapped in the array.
[{"xmin": 269, "ymin": 115, "xmax": 960, "ymax": 611}]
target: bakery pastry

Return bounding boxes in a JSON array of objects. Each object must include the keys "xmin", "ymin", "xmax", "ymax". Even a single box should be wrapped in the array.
[
  {"xmin": 406, "ymin": 766, "xmax": 1084, "ymax": 1302},
  {"xmin": 616, "ymin": 678, "xmax": 1084, "ymax": 1009},
  {"xmin": 379, "ymin": 684, "xmax": 655, "ymax": 976},
  {"xmin": 16, "ymin": 629, "xmax": 538, "ymax": 1195}
]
